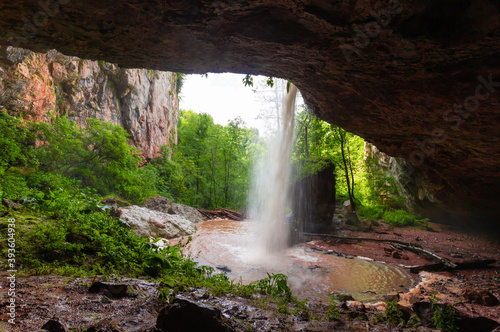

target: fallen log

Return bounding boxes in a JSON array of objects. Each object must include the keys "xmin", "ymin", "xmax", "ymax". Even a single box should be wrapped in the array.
[
  {"xmin": 220, "ymin": 208, "xmax": 245, "ymax": 221},
  {"xmin": 408, "ymin": 259, "xmax": 496, "ymax": 273},
  {"xmin": 197, "ymin": 208, "xmax": 245, "ymax": 221},
  {"xmin": 391, "ymin": 243, "xmax": 457, "ymax": 269}
]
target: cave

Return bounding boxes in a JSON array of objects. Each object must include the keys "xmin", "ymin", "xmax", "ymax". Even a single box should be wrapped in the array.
[{"xmin": 1, "ymin": 0, "xmax": 499, "ymax": 226}]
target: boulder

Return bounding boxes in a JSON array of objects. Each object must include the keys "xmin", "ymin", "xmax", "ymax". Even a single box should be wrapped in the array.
[
  {"xmin": 86, "ymin": 319, "xmax": 127, "ymax": 332},
  {"xmin": 462, "ymin": 288, "xmax": 499, "ymax": 306},
  {"xmin": 40, "ymin": 318, "xmax": 68, "ymax": 332},
  {"xmin": 171, "ymin": 203, "xmax": 205, "ymax": 224},
  {"xmin": 341, "ymin": 200, "xmax": 361, "ymax": 227},
  {"xmin": 156, "ymin": 298, "xmax": 233, "ymax": 332},
  {"xmin": 88, "ymin": 281, "xmax": 128, "ymax": 299},
  {"xmin": 120, "ymin": 206, "xmax": 196, "ymax": 239},
  {"xmin": 142, "ymin": 196, "xmax": 174, "ymax": 214},
  {"xmin": 291, "ymin": 163, "xmax": 336, "ymax": 232},
  {"xmin": 101, "ymin": 197, "xmax": 130, "ymax": 207}
]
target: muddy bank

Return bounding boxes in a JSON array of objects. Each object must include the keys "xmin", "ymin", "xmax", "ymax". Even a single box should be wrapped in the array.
[
  {"xmin": 0, "ymin": 221, "xmax": 498, "ymax": 331},
  {"xmin": 302, "ymin": 220, "xmax": 500, "ymax": 325}
]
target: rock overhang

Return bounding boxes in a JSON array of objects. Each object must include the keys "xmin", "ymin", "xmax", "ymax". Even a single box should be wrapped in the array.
[{"xmin": 1, "ymin": 0, "xmax": 499, "ymax": 224}]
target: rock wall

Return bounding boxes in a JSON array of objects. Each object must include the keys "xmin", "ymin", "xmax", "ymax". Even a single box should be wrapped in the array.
[
  {"xmin": 0, "ymin": 46, "xmax": 179, "ymax": 159},
  {"xmin": 364, "ymin": 142, "xmax": 439, "ymax": 215}
]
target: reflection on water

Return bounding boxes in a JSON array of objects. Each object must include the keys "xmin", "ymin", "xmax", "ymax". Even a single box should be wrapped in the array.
[{"xmin": 184, "ymin": 220, "xmax": 416, "ymax": 302}]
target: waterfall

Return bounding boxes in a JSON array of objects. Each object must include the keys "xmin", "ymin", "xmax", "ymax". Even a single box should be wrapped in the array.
[{"xmin": 250, "ymin": 83, "xmax": 298, "ymax": 253}]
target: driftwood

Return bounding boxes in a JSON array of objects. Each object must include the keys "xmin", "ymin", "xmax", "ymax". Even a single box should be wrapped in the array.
[
  {"xmin": 408, "ymin": 259, "xmax": 497, "ymax": 273},
  {"xmin": 197, "ymin": 208, "xmax": 244, "ymax": 221},
  {"xmin": 391, "ymin": 243, "xmax": 457, "ymax": 269}
]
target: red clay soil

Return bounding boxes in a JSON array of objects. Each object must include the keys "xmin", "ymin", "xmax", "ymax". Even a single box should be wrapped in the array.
[{"xmin": 302, "ymin": 220, "xmax": 500, "ymax": 324}]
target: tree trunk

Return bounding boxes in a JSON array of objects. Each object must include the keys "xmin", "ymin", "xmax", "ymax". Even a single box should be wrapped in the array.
[{"xmin": 339, "ymin": 129, "xmax": 356, "ymax": 211}]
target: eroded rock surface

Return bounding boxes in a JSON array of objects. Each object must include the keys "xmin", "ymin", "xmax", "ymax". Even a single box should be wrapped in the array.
[
  {"xmin": 171, "ymin": 203, "xmax": 205, "ymax": 224},
  {"xmin": 0, "ymin": 46, "xmax": 179, "ymax": 159},
  {"xmin": 119, "ymin": 205, "xmax": 196, "ymax": 239},
  {"xmin": 0, "ymin": 1, "xmax": 499, "ymax": 223}
]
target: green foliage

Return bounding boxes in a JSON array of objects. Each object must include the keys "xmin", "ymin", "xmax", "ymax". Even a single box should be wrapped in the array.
[
  {"xmin": 249, "ymin": 273, "xmax": 292, "ymax": 301},
  {"xmin": 363, "ymin": 155, "xmax": 405, "ymax": 208},
  {"xmin": 407, "ymin": 314, "xmax": 422, "ymax": 328},
  {"xmin": 151, "ymin": 110, "xmax": 262, "ymax": 210},
  {"xmin": 0, "ymin": 111, "xmax": 36, "ymax": 175},
  {"xmin": 382, "ymin": 209, "xmax": 429, "ymax": 227},
  {"xmin": 430, "ymin": 294, "xmax": 460, "ymax": 332},
  {"xmin": 32, "ymin": 117, "xmax": 155, "ymax": 203},
  {"xmin": 325, "ymin": 294, "xmax": 342, "ymax": 321},
  {"xmin": 242, "ymin": 74, "xmax": 254, "ymax": 87},
  {"xmin": 357, "ymin": 204, "xmax": 388, "ymax": 221},
  {"xmin": 384, "ymin": 300, "xmax": 404, "ymax": 326},
  {"xmin": 175, "ymin": 72, "xmax": 186, "ymax": 95}
]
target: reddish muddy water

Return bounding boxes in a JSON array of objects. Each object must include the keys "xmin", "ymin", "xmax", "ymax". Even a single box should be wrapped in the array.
[{"xmin": 181, "ymin": 220, "xmax": 416, "ymax": 303}]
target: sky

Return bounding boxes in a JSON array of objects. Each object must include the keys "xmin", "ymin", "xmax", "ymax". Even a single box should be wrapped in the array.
[{"xmin": 180, "ymin": 73, "xmax": 266, "ymax": 133}]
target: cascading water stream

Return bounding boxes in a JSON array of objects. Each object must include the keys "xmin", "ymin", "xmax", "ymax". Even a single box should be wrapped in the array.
[
  {"xmin": 250, "ymin": 83, "xmax": 298, "ymax": 253},
  {"xmin": 181, "ymin": 81, "xmax": 416, "ymax": 302}
]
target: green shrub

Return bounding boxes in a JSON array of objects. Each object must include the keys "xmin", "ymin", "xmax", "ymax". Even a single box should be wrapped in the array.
[
  {"xmin": 384, "ymin": 300, "xmax": 404, "ymax": 326},
  {"xmin": 357, "ymin": 204, "xmax": 388, "ymax": 220},
  {"xmin": 31, "ymin": 117, "xmax": 156, "ymax": 203},
  {"xmin": 430, "ymin": 294, "xmax": 459, "ymax": 332},
  {"xmin": 325, "ymin": 294, "xmax": 342, "ymax": 321},
  {"xmin": 0, "ymin": 111, "xmax": 36, "ymax": 174},
  {"xmin": 382, "ymin": 209, "xmax": 428, "ymax": 227},
  {"xmin": 0, "ymin": 171, "xmax": 33, "ymax": 201}
]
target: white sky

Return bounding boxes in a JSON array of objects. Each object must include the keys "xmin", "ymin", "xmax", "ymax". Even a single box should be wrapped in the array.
[
  {"xmin": 180, "ymin": 73, "xmax": 304, "ymax": 137},
  {"xmin": 180, "ymin": 73, "xmax": 266, "ymax": 133}
]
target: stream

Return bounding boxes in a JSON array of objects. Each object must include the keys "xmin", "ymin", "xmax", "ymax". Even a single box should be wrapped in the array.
[{"xmin": 182, "ymin": 219, "xmax": 416, "ymax": 303}]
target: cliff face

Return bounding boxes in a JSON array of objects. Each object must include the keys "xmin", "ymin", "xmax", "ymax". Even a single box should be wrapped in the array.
[{"xmin": 0, "ymin": 47, "xmax": 179, "ymax": 159}]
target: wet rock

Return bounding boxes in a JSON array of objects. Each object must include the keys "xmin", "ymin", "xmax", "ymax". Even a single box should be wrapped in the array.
[
  {"xmin": 2, "ymin": 198, "xmax": 22, "ymax": 210},
  {"xmin": 346, "ymin": 301, "xmax": 366, "ymax": 319},
  {"xmin": 342, "ymin": 200, "xmax": 361, "ymax": 228},
  {"xmin": 458, "ymin": 316, "xmax": 500, "ymax": 332},
  {"xmin": 216, "ymin": 265, "xmax": 232, "ymax": 273},
  {"xmin": 142, "ymin": 196, "xmax": 173, "ymax": 214},
  {"xmin": 171, "ymin": 203, "xmax": 205, "ymax": 223},
  {"xmin": 462, "ymin": 288, "xmax": 499, "ymax": 306},
  {"xmin": 332, "ymin": 293, "xmax": 355, "ymax": 302},
  {"xmin": 0, "ymin": 47, "xmax": 179, "ymax": 160},
  {"xmin": 291, "ymin": 163, "xmax": 336, "ymax": 232},
  {"xmin": 384, "ymin": 292, "xmax": 400, "ymax": 302},
  {"xmin": 411, "ymin": 301, "xmax": 434, "ymax": 327},
  {"xmin": 86, "ymin": 319, "xmax": 126, "ymax": 332},
  {"xmin": 391, "ymin": 251, "xmax": 402, "ymax": 259},
  {"xmin": 101, "ymin": 197, "xmax": 130, "ymax": 208},
  {"xmin": 120, "ymin": 205, "xmax": 197, "ymax": 239},
  {"xmin": 89, "ymin": 281, "xmax": 128, "ymax": 299},
  {"xmin": 412, "ymin": 301, "xmax": 460, "ymax": 328},
  {"xmin": 40, "ymin": 318, "xmax": 68, "ymax": 332},
  {"xmin": 156, "ymin": 298, "xmax": 233, "ymax": 332}
]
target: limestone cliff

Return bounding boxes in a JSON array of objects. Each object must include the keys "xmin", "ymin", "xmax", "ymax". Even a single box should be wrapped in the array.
[{"xmin": 0, "ymin": 46, "xmax": 179, "ymax": 159}]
